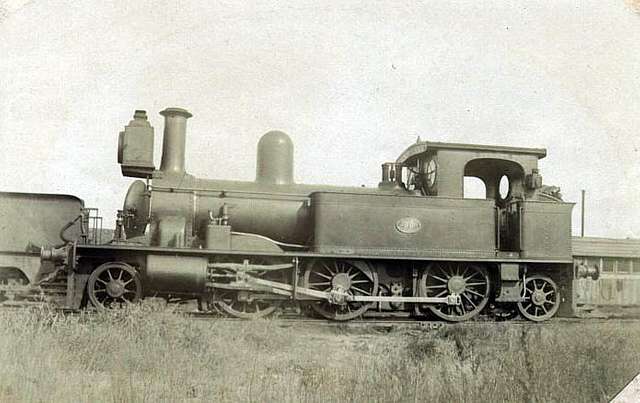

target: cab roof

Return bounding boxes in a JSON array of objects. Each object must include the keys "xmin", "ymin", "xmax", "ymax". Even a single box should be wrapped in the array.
[{"xmin": 396, "ymin": 140, "xmax": 547, "ymax": 165}]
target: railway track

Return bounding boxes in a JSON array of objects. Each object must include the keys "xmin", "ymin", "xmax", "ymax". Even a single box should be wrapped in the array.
[
  {"xmin": 184, "ymin": 311, "xmax": 640, "ymax": 329},
  {"xmin": 3, "ymin": 299, "xmax": 639, "ymax": 332}
]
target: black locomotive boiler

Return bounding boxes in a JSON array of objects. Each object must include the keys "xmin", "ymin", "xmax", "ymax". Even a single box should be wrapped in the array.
[{"xmin": 42, "ymin": 107, "xmax": 585, "ymax": 322}]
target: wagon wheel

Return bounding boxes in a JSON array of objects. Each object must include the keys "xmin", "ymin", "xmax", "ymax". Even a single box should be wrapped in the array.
[
  {"xmin": 420, "ymin": 262, "xmax": 490, "ymax": 322},
  {"xmin": 517, "ymin": 275, "xmax": 559, "ymax": 322},
  {"xmin": 303, "ymin": 259, "xmax": 378, "ymax": 321},
  {"xmin": 216, "ymin": 257, "xmax": 287, "ymax": 319},
  {"xmin": 87, "ymin": 262, "xmax": 142, "ymax": 309}
]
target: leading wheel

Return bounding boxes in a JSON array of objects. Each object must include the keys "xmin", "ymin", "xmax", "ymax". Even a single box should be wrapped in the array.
[
  {"xmin": 303, "ymin": 259, "xmax": 378, "ymax": 321},
  {"xmin": 87, "ymin": 262, "xmax": 142, "ymax": 309},
  {"xmin": 420, "ymin": 262, "xmax": 491, "ymax": 322},
  {"xmin": 517, "ymin": 275, "xmax": 559, "ymax": 322}
]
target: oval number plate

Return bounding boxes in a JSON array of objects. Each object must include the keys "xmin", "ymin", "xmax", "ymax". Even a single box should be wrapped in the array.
[{"xmin": 395, "ymin": 217, "xmax": 422, "ymax": 234}]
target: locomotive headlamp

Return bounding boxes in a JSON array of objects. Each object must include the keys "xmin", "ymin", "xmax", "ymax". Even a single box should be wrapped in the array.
[{"xmin": 118, "ymin": 110, "xmax": 156, "ymax": 178}]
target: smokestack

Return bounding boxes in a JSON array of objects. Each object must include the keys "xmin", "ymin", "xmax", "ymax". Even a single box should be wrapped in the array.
[{"xmin": 159, "ymin": 107, "xmax": 192, "ymax": 175}]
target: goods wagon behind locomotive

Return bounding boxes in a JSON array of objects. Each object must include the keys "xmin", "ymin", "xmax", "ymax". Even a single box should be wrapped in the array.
[
  {"xmin": 0, "ymin": 192, "xmax": 86, "ymax": 304},
  {"xmin": 45, "ymin": 107, "xmax": 584, "ymax": 321}
]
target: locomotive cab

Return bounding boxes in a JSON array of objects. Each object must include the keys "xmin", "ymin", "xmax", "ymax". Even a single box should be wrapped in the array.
[{"xmin": 396, "ymin": 140, "xmax": 574, "ymax": 261}]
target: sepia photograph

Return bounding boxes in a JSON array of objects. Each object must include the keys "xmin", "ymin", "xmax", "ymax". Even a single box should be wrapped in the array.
[{"xmin": 1, "ymin": 1, "xmax": 640, "ymax": 402}]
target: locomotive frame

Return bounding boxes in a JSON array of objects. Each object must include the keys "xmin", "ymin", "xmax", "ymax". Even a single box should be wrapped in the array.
[{"xmin": 35, "ymin": 106, "xmax": 591, "ymax": 322}]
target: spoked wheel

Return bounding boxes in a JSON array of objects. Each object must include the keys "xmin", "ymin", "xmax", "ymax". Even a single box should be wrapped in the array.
[
  {"xmin": 303, "ymin": 259, "xmax": 378, "ymax": 321},
  {"xmin": 517, "ymin": 275, "xmax": 559, "ymax": 322},
  {"xmin": 217, "ymin": 289, "xmax": 280, "ymax": 319},
  {"xmin": 215, "ymin": 258, "xmax": 287, "ymax": 319},
  {"xmin": 420, "ymin": 262, "xmax": 491, "ymax": 322},
  {"xmin": 87, "ymin": 262, "xmax": 142, "ymax": 309}
]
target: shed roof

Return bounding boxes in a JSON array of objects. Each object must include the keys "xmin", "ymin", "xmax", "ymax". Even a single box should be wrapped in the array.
[{"xmin": 572, "ymin": 237, "xmax": 640, "ymax": 258}]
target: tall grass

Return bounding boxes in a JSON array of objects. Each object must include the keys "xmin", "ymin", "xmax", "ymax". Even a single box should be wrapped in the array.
[{"xmin": 0, "ymin": 304, "xmax": 638, "ymax": 402}]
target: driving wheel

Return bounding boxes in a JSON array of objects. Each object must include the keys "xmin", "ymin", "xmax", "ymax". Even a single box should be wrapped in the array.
[
  {"xmin": 420, "ymin": 261, "xmax": 491, "ymax": 322},
  {"xmin": 303, "ymin": 259, "xmax": 378, "ymax": 321}
]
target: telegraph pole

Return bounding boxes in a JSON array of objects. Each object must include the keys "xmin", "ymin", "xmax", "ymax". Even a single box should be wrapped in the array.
[{"xmin": 581, "ymin": 189, "xmax": 585, "ymax": 237}]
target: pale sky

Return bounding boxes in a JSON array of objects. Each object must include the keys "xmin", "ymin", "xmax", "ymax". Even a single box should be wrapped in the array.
[{"xmin": 1, "ymin": 0, "xmax": 639, "ymax": 238}]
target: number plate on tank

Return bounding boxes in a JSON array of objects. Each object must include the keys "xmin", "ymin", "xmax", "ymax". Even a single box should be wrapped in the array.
[{"xmin": 395, "ymin": 217, "xmax": 422, "ymax": 234}]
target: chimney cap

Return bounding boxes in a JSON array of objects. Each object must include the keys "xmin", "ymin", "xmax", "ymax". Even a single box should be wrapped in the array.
[{"xmin": 159, "ymin": 107, "xmax": 192, "ymax": 119}]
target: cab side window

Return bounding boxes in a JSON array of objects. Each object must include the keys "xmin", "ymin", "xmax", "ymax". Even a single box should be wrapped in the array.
[{"xmin": 463, "ymin": 177, "xmax": 487, "ymax": 199}]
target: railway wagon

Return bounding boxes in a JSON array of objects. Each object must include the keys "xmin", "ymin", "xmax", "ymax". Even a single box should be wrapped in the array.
[
  {"xmin": 40, "ymin": 107, "xmax": 589, "ymax": 322},
  {"xmin": 0, "ymin": 192, "xmax": 86, "ymax": 304},
  {"xmin": 573, "ymin": 237, "xmax": 640, "ymax": 317}
]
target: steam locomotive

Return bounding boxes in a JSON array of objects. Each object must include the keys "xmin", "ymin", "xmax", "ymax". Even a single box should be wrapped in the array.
[{"xmin": 20, "ymin": 107, "xmax": 604, "ymax": 321}]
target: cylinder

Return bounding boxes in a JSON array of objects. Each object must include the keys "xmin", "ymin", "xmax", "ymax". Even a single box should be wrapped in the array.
[
  {"xmin": 145, "ymin": 255, "xmax": 207, "ymax": 295},
  {"xmin": 159, "ymin": 107, "xmax": 192, "ymax": 174},
  {"xmin": 256, "ymin": 131, "xmax": 294, "ymax": 185}
]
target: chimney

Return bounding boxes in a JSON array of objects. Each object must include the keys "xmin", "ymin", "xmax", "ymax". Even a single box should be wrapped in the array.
[{"xmin": 159, "ymin": 107, "xmax": 192, "ymax": 175}]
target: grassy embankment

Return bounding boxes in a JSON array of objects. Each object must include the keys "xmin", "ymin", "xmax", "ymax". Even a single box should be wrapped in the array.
[{"xmin": 0, "ymin": 304, "xmax": 638, "ymax": 402}]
